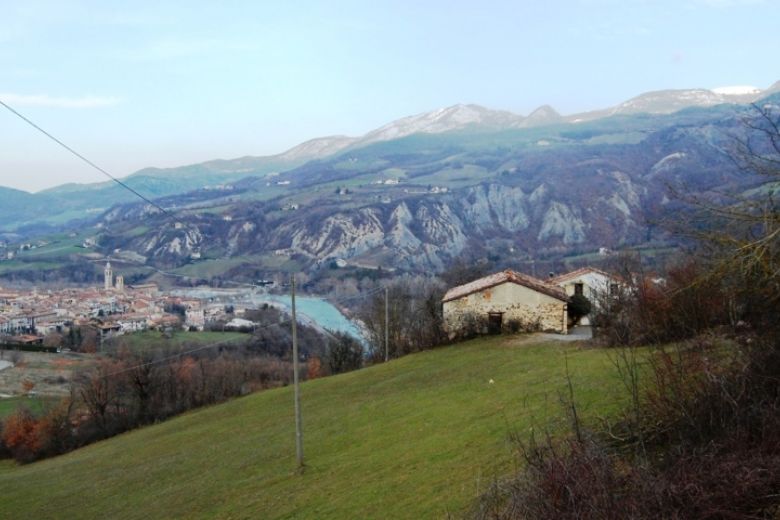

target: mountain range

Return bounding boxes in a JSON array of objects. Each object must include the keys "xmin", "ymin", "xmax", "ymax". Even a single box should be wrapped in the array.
[{"xmin": 1, "ymin": 81, "xmax": 779, "ymax": 282}]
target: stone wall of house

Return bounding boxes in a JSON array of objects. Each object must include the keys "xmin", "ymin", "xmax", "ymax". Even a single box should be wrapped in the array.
[{"xmin": 443, "ymin": 281, "xmax": 567, "ymax": 334}]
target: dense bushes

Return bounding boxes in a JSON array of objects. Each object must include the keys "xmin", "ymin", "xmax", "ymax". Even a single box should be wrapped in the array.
[
  {"xmin": 210, "ymin": 305, "xmax": 329, "ymax": 359},
  {"xmin": 473, "ymin": 103, "xmax": 780, "ymax": 519},
  {"xmin": 326, "ymin": 332, "xmax": 364, "ymax": 374},
  {"xmin": 359, "ymin": 277, "xmax": 448, "ymax": 361},
  {"xmin": 474, "ymin": 335, "xmax": 780, "ymax": 519},
  {"xmin": 593, "ymin": 258, "xmax": 731, "ymax": 346},
  {"xmin": 1, "ymin": 409, "xmax": 40, "ymax": 463},
  {"xmin": 0, "ymin": 303, "xmax": 364, "ymax": 464},
  {"xmin": 0, "ymin": 350, "xmax": 296, "ymax": 463},
  {"xmin": 566, "ymin": 294, "xmax": 591, "ymax": 324},
  {"xmin": 451, "ymin": 312, "xmax": 542, "ymax": 338},
  {"xmin": 0, "ymin": 299, "xmax": 368, "ymax": 464}
]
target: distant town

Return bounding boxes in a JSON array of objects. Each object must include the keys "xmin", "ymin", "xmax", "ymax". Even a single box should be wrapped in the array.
[{"xmin": 0, "ymin": 261, "xmax": 246, "ymax": 349}]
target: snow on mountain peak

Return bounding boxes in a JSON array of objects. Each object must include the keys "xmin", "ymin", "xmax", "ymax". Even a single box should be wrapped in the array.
[
  {"xmin": 711, "ymin": 85, "xmax": 761, "ymax": 96},
  {"xmin": 278, "ymin": 135, "xmax": 358, "ymax": 161},
  {"xmin": 358, "ymin": 104, "xmax": 525, "ymax": 144},
  {"xmin": 273, "ymin": 80, "xmax": 780, "ymax": 163}
]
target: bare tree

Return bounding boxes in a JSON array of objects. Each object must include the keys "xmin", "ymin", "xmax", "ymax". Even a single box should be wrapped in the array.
[
  {"xmin": 685, "ymin": 103, "xmax": 780, "ymax": 329},
  {"xmin": 78, "ymin": 360, "xmax": 124, "ymax": 434},
  {"xmin": 359, "ymin": 277, "xmax": 447, "ymax": 361}
]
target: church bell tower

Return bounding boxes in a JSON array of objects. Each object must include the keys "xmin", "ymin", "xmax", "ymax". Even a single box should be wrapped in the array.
[{"xmin": 104, "ymin": 261, "xmax": 113, "ymax": 291}]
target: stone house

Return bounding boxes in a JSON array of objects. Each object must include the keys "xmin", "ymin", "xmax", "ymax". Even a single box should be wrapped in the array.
[
  {"xmin": 442, "ymin": 269, "xmax": 568, "ymax": 335},
  {"xmin": 550, "ymin": 267, "xmax": 622, "ymax": 325}
]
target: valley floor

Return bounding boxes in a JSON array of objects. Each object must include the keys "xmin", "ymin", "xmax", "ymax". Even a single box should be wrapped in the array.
[{"xmin": 0, "ymin": 335, "xmax": 627, "ymax": 519}]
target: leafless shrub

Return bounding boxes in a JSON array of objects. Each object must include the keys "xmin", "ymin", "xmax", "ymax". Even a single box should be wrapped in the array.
[
  {"xmin": 360, "ymin": 277, "xmax": 448, "ymax": 361},
  {"xmin": 593, "ymin": 254, "xmax": 733, "ymax": 347},
  {"xmin": 1, "ymin": 349, "xmax": 297, "ymax": 464},
  {"xmin": 502, "ymin": 317, "xmax": 542, "ymax": 334},
  {"xmin": 9, "ymin": 350, "xmax": 23, "ymax": 365},
  {"xmin": 326, "ymin": 332, "xmax": 363, "ymax": 374},
  {"xmin": 454, "ymin": 311, "xmax": 489, "ymax": 340},
  {"xmin": 472, "ymin": 104, "xmax": 780, "ymax": 518}
]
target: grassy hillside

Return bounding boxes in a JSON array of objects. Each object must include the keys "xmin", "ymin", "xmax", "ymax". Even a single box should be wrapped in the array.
[
  {"xmin": 0, "ymin": 396, "xmax": 51, "ymax": 419},
  {"xmin": 105, "ymin": 330, "xmax": 248, "ymax": 352},
  {"xmin": 0, "ymin": 336, "xmax": 627, "ymax": 519}
]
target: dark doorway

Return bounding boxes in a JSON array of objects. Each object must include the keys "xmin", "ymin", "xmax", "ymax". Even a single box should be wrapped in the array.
[{"xmin": 488, "ymin": 312, "xmax": 503, "ymax": 335}]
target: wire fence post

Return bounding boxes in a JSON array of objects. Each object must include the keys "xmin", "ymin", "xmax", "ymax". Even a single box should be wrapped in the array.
[
  {"xmin": 291, "ymin": 274, "xmax": 304, "ymax": 470},
  {"xmin": 384, "ymin": 286, "xmax": 389, "ymax": 362}
]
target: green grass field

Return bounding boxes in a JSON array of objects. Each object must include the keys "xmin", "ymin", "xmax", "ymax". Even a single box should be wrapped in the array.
[
  {"xmin": 168, "ymin": 256, "xmax": 264, "ymax": 278},
  {"xmin": 0, "ymin": 336, "xmax": 628, "ymax": 519},
  {"xmin": 105, "ymin": 331, "xmax": 248, "ymax": 352},
  {"xmin": 0, "ymin": 260, "xmax": 63, "ymax": 275},
  {"xmin": 0, "ymin": 395, "xmax": 53, "ymax": 419}
]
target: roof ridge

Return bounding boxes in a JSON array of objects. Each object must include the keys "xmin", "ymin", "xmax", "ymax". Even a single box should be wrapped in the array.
[
  {"xmin": 550, "ymin": 266, "xmax": 614, "ymax": 284},
  {"xmin": 442, "ymin": 269, "xmax": 566, "ymax": 303}
]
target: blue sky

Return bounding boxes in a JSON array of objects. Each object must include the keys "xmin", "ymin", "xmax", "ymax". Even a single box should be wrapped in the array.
[{"xmin": 0, "ymin": 0, "xmax": 777, "ymax": 192}]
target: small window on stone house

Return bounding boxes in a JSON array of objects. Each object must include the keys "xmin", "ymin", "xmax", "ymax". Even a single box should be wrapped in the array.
[{"xmin": 574, "ymin": 283, "xmax": 584, "ymax": 296}]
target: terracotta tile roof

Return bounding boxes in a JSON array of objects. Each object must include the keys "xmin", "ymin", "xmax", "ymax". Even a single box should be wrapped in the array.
[
  {"xmin": 550, "ymin": 266, "xmax": 616, "ymax": 285},
  {"xmin": 442, "ymin": 269, "xmax": 567, "ymax": 303},
  {"xmin": 12, "ymin": 335, "xmax": 42, "ymax": 343}
]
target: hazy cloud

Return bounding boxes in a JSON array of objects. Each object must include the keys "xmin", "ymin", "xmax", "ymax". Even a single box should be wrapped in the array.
[
  {"xmin": 127, "ymin": 38, "xmax": 260, "ymax": 61},
  {"xmin": 690, "ymin": 0, "xmax": 766, "ymax": 7},
  {"xmin": 0, "ymin": 93, "xmax": 121, "ymax": 108}
]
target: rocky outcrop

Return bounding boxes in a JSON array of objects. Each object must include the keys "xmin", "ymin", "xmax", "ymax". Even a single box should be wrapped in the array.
[
  {"xmin": 107, "ymin": 172, "xmax": 657, "ymax": 272},
  {"xmin": 460, "ymin": 184, "xmax": 530, "ymax": 233},
  {"xmin": 287, "ymin": 208, "xmax": 386, "ymax": 258},
  {"xmin": 130, "ymin": 224, "xmax": 203, "ymax": 266},
  {"xmin": 537, "ymin": 202, "xmax": 586, "ymax": 245},
  {"xmin": 94, "ymin": 96, "xmax": 768, "ymax": 276}
]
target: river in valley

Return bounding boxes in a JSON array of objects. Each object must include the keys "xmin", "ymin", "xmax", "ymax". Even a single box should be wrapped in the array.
[{"xmin": 171, "ymin": 288, "xmax": 364, "ymax": 341}]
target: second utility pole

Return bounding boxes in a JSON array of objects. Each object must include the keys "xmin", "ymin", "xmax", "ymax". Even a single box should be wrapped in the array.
[{"xmin": 291, "ymin": 274, "xmax": 304, "ymax": 470}]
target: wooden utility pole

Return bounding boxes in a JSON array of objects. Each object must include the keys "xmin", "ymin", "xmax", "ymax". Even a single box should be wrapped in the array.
[
  {"xmin": 384, "ymin": 286, "xmax": 389, "ymax": 362},
  {"xmin": 291, "ymin": 274, "xmax": 304, "ymax": 470}
]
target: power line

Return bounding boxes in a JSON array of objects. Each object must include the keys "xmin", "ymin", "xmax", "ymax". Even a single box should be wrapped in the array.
[
  {"xmin": 100, "ymin": 317, "xmax": 294, "ymax": 379},
  {"xmin": 0, "ymin": 98, "xmax": 226, "ymax": 266},
  {"xmin": 2, "ymin": 98, "xmax": 372, "ymax": 466},
  {"xmin": 97, "ymin": 255, "xmax": 267, "ymax": 290},
  {"xmin": 0, "ymin": 98, "xmax": 392, "ymax": 306},
  {"xmin": 0, "ymin": 100, "xmax": 372, "ymax": 327},
  {"xmin": 0, "ymin": 99, "xmax": 177, "ymax": 221},
  {"xmin": 97, "ymin": 296, "xmax": 364, "ymax": 381},
  {"xmin": 91, "ymin": 270, "xmax": 378, "ymax": 380},
  {"xmin": 94, "ymin": 256, "xmax": 376, "ymax": 348},
  {"xmin": 94, "ymin": 280, "xmax": 380, "ymax": 380},
  {"xmin": 323, "ymin": 286, "xmax": 385, "ymax": 304},
  {"xmin": 100, "ymin": 254, "xmax": 388, "ymax": 305}
]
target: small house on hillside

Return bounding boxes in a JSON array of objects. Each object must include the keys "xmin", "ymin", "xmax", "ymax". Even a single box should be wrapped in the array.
[
  {"xmin": 442, "ymin": 269, "xmax": 568, "ymax": 335},
  {"xmin": 550, "ymin": 267, "xmax": 623, "ymax": 325}
]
